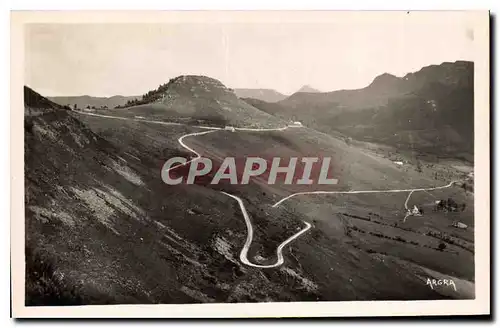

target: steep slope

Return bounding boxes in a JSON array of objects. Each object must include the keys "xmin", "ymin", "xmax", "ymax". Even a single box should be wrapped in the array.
[
  {"xmin": 25, "ymin": 80, "xmax": 474, "ymax": 305},
  {"xmin": 295, "ymin": 85, "xmax": 321, "ymax": 93},
  {"xmin": 233, "ymin": 88, "xmax": 287, "ymax": 102},
  {"xmin": 78, "ymin": 106, "xmax": 474, "ymax": 302},
  {"xmin": 257, "ymin": 61, "xmax": 474, "ymax": 159},
  {"xmin": 105, "ymin": 75, "xmax": 285, "ymax": 128},
  {"xmin": 49, "ymin": 95, "xmax": 141, "ymax": 109},
  {"xmin": 25, "ymin": 109, "xmax": 320, "ymax": 304}
]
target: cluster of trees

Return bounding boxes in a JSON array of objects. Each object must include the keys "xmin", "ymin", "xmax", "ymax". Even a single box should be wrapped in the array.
[
  {"xmin": 115, "ymin": 78, "xmax": 178, "ymax": 108},
  {"xmin": 70, "ymin": 104, "xmax": 108, "ymax": 111},
  {"xmin": 435, "ymin": 198, "xmax": 466, "ymax": 212},
  {"xmin": 438, "ymin": 242, "xmax": 447, "ymax": 251}
]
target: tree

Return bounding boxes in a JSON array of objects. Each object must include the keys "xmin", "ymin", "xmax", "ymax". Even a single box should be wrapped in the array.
[
  {"xmin": 447, "ymin": 198, "xmax": 458, "ymax": 211},
  {"xmin": 416, "ymin": 160, "xmax": 423, "ymax": 173},
  {"xmin": 438, "ymin": 242, "xmax": 447, "ymax": 251}
]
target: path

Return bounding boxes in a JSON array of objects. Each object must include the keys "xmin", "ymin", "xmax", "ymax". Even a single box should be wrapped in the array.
[
  {"xmin": 272, "ymin": 181, "xmax": 456, "ymax": 208},
  {"xmin": 75, "ymin": 111, "xmax": 458, "ymax": 267},
  {"xmin": 221, "ymin": 192, "xmax": 312, "ymax": 268}
]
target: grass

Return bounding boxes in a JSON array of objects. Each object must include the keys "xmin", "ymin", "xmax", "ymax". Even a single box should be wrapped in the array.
[
  {"xmin": 25, "ymin": 107, "xmax": 474, "ymax": 304},
  {"xmin": 25, "ymin": 246, "xmax": 88, "ymax": 306}
]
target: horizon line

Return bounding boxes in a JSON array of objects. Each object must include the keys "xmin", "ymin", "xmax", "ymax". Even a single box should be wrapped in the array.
[{"xmin": 28, "ymin": 59, "xmax": 473, "ymax": 99}]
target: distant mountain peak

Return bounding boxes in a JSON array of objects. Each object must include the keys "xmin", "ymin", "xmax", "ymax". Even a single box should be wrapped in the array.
[
  {"xmin": 296, "ymin": 85, "xmax": 321, "ymax": 93},
  {"xmin": 233, "ymin": 88, "xmax": 287, "ymax": 102},
  {"xmin": 368, "ymin": 73, "xmax": 401, "ymax": 87}
]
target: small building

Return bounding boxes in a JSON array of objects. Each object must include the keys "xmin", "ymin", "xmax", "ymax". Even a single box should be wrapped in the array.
[
  {"xmin": 292, "ymin": 121, "xmax": 303, "ymax": 126},
  {"xmin": 394, "ymin": 161, "xmax": 404, "ymax": 166}
]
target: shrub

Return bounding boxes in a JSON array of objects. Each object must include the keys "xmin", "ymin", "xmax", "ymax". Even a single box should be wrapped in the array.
[{"xmin": 25, "ymin": 247, "xmax": 87, "ymax": 306}]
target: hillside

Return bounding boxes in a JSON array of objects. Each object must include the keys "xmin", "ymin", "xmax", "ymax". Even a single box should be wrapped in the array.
[
  {"xmin": 295, "ymin": 85, "xmax": 321, "ymax": 93},
  {"xmin": 24, "ymin": 86, "xmax": 68, "ymax": 114},
  {"xmin": 25, "ymin": 80, "xmax": 474, "ymax": 304},
  {"xmin": 104, "ymin": 75, "xmax": 285, "ymax": 128},
  {"xmin": 240, "ymin": 98, "xmax": 287, "ymax": 116},
  {"xmin": 254, "ymin": 61, "xmax": 474, "ymax": 160},
  {"xmin": 233, "ymin": 88, "xmax": 287, "ymax": 102},
  {"xmin": 49, "ymin": 95, "xmax": 141, "ymax": 109}
]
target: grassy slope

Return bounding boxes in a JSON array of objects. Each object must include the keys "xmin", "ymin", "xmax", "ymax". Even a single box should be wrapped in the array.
[
  {"xmin": 26, "ymin": 111, "xmax": 328, "ymax": 304},
  {"xmin": 234, "ymin": 89, "xmax": 287, "ymax": 103},
  {"xmin": 184, "ymin": 122, "xmax": 475, "ymax": 282},
  {"xmin": 73, "ymin": 112, "xmax": 473, "ymax": 301}
]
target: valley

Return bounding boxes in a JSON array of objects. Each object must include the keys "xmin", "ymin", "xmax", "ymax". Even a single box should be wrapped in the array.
[{"xmin": 24, "ymin": 68, "xmax": 475, "ymax": 305}]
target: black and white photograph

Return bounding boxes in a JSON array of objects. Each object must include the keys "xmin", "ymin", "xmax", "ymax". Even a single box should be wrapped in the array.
[{"xmin": 10, "ymin": 10, "xmax": 490, "ymax": 318}]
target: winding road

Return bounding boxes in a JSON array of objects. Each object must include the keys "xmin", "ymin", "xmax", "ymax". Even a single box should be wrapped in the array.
[
  {"xmin": 75, "ymin": 111, "xmax": 459, "ymax": 268},
  {"xmin": 221, "ymin": 192, "xmax": 312, "ymax": 268},
  {"xmin": 272, "ymin": 181, "xmax": 457, "ymax": 207},
  {"xmin": 164, "ymin": 129, "xmax": 219, "ymax": 172}
]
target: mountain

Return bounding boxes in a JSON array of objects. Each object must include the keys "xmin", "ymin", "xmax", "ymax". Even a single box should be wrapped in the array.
[
  {"xmin": 25, "ymin": 82, "xmax": 474, "ymax": 305},
  {"xmin": 233, "ymin": 88, "xmax": 287, "ymax": 102},
  {"xmin": 252, "ymin": 61, "xmax": 474, "ymax": 160},
  {"xmin": 106, "ymin": 75, "xmax": 285, "ymax": 128},
  {"xmin": 295, "ymin": 85, "xmax": 321, "ymax": 93},
  {"xmin": 49, "ymin": 95, "xmax": 141, "ymax": 109}
]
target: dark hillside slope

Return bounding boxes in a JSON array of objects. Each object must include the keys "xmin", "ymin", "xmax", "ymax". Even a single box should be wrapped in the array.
[
  {"xmin": 49, "ymin": 95, "xmax": 141, "ymax": 109},
  {"xmin": 24, "ymin": 86, "xmax": 68, "ymax": 114},
  {"xmin": 295, "ymin": 85, "xmax": 321, "ymax": 93},
  {"xmin": 240, "ymin": 98, "xmax": 288, "ymax": 117},
  {"xmin": 261, "ymin": 61, "xmax": 474, "ymax": 159},
  {"xmin": 234, "ymin": 88, "xmax": 287, "ymax": 102},
  {"xmin": 25, "ymin": 80, "xmax": 474, "ymax": 304}
]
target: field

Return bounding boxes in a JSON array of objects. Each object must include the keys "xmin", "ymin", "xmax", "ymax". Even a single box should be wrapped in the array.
[{"xmin": 24, "ymin": 84, "xmax": 474, "ymax": 304}]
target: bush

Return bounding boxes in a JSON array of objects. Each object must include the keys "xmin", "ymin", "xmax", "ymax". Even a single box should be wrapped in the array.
[
  {"xmin": 25, "ymin": 247, "xmax": 87, "ymax": 306},
  {"xmin": 438, "ymin": 242, "xmax": 447, "ymax": 251}
]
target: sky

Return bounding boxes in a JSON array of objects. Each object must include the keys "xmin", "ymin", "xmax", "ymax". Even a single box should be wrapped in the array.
[{"xmin": 24, "ymin": 12, "xmax": 476, "ymax": 97}]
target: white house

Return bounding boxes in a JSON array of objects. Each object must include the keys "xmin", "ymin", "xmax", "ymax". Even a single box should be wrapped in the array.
[{"xmin": 411, "ymin": 205, "xmax": 422, "ymax": 216}]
